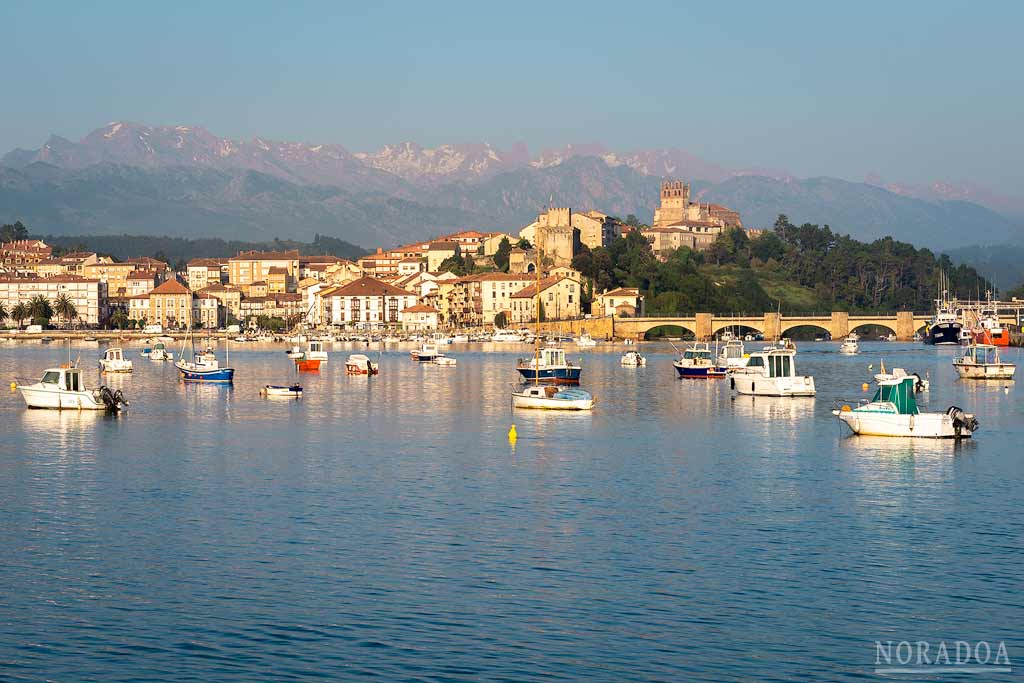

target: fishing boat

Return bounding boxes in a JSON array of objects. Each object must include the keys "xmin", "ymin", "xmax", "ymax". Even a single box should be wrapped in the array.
[
  {"xmin": 261, "ymin": 384, "xmax": 303, "ymax": 398},
  {"xmin": 838, "ymin": 335, "xmax": 859, "ymax": 354},
  {"xmin": 673, "ymin": 342, "xmax": 726, "ymax": 378},
  {"xmin": 730, "ymin": 346, "xmax": 816, "ymax": 396},
  {"xmin": 716, "ymin": 338, "xmax": 748, "ymax": 370},
  {"xmin": 294, "ymin": 358, "xmax": 322, "ymax": 372},
  {"xmin": 510, "ymin": 243, "xmax": 593, "ymax": 410},
  {"xmin": 149, "ymin": 341, "xmax": 173, "ymax": 361},
  {"xmin": 924, "ymin": 277, "xmax": 962, "ymax": 345},
  {"xmin": 620, "ymin": 350, "xmax": 646, "ymax": 367},
  {"xmin": 18, "ymin": 365, "xmax": 128, "ymax": 411},
  {"xmin": 176, "ymin": 324, "xmax": 234, "ymax": 383},
  {"xmin": 286, "ymin": 345, "xmax": 304, "ymax": 359},
  {"xmin": 576, "ymin": 333, "xmax": 598, "ymax": 347},
  {"xmin": 833, "ymin": 372, "xmax": 978, "ymax": 438},
  {"xmin": 491, "ymin": 329, "xmax": 525, "ymax": 343},
  {"xmin": 953, "ymin": 343, "xmax": 1016, "ymax": 379},
  {"xmin": 99, "ymin": 347, "xmax": 133, "ymax": 373},
  {"xmin": 516, "ymin": 344, "xmax": 582, "ymax": 383},
  {"xmin": 345, "ymin": 353, "xmax": 379, "ymax": 375},
  {"xmin": 306, "ymin": 340, "xmax": 329, "ymax": 362},
  {"xmin": 972, "ymin": 293, "xmax": 1010, "ymax": 346},
  {"xmin": 410, "ymin": 342, "xmax": 442, "ymax": 362}
]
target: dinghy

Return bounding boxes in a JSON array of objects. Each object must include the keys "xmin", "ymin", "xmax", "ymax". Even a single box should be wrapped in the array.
[{"xmin": 261, "ymin": 384, "xmax": 302, "ymax": 398}]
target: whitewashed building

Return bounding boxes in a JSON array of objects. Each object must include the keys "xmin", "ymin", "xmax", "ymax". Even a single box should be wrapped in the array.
[{"xmin": 0, "ymin": 276, "xmax": 106, "ymax": 325}]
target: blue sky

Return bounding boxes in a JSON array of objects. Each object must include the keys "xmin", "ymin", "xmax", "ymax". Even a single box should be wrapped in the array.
[{"xmin": 1, "ymin": 0, "xmax": 1022, "ymax": 194}]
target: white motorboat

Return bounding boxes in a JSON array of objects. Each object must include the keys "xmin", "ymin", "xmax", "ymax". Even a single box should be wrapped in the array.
[
  {"xmin": 434, "ymin": 356, "xmax": 457, "ymax": 366},
  {"xmin": 286, "ymin": 345, "xmax": 304, "ymax": 359},
  {"xmin": 491, "ymin": 329, "xmax": 525, "ymax": 343},
  {"xmin": 730, "ymin": 346, "xmax": 816, "ymax": 396},
  {"xmin": 717, "ymin": 338, "xmax": 748, "ymax": 370},
  {"xmin": 620, "ymin": 350, "xmax": 646, "ymax": 367},
  {"xmin": 306, "ymin": 340, "xmax": 329, "ymax": 363},
  {"xmin": 410, "ymin": 342, "xmax": 442, "ymax": 362},
  {"xmin": 511, "ymin": 385, "xmax": 594, "ymax": 410},
  {"xmin": 834, "ymin": 372, "xmax": 978, "ymax": 438},
  {"xmin": 953, "ymin": 343, "xmax": 1016, "ymax": 380},
  {"xmin": 261, "ymin": 384, "xmax": 303, "ymax": 398},
  {"xmin": 99, "ymin": 347, "xmax": 133, "ymax": 373},
  {"xmin": 149, "ymin": 342, "xmax": 173, "ymax": 361},
  {"xmin": 576, "ymin": 333, "xmax": 598, "ymax": 347},
  {"xmin": 451, "ymin": 334, "xmax": 470, "ymax": 343},
  {"xmin": 838, "ymin": 335, "xmax": 859, "ymax": 354},
  {"xmin": 345, "ymin": 353, "xmax": 379, "ymax": 375},
  {"xmin": 18, "ymin": 366, "xmax": 128, "ymax": 411}
]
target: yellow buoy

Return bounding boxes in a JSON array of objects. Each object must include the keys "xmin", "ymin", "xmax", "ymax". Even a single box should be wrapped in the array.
[
  {"xmin": 862, "ymin": 383, "xmax": 869, "ymax": 391},
  {"xmin": 10, "ymin": 381, "xmax": 16, "ymax": 392},
  {"xmin": 508, "ymin": 424, "xmax": 517, "ymax": 442}
]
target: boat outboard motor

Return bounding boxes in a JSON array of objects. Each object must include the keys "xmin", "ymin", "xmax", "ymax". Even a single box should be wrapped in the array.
[
  {"xmin": 911, "ymin": 373, "xmax": 926, "ymax": 393},
  {"xmin": 97, "ymin": 386, "xmax": 129, "ymax": 412},
  {"xmin": 946, "ymin": 406, "xmax": 979, "ymax": 437}
]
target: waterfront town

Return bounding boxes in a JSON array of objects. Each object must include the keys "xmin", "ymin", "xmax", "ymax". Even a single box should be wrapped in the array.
[{"xmin": 0, "ymin": 181, "xmax": 739, "ymax": 333}]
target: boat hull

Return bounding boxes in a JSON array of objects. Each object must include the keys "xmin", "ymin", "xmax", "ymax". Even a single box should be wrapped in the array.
[
  {"xmin": 511, "ymin": 392, "xmax": 594, "ymax": 410},
  {"xmin": 515, "ymin": 366, "xmax": 582, "ymax": 384},
  {"xmin": 295, "ymin": 359, "xmax": 322, "ymax": 372},
  {"xmin": 673, "ymin": 362, "xmax": 725, "ymax": 378},
  {"xmin": 410, "ymin": 353, "xmax": 439, "ymax": 362},
  {"xmin": 261, "ymin": 385, "xmax": 302, "ymax": 398},
  {"xmin": 953, "ymin": 363, "xmax": 1016, "ymax": 379},
  {"xmin": 834, "ymin": 410, "xmax": 974, "ymax": 438},
  {"xmin": 973, "ymin": 330, "xmax": 1010, "ymax": 346},
  {"xmin": 731, "ymin": 374, "xmax": 816, "ymax": 396},
  {"xmin": 176, "ymin": 365, "xmax": 235, "ymax": 382},
  {"xmin": 18, "ymin": 386, "xmax": 108, "ymax": 410},
  {"xmin": 925, "ymin": 322, "xmax": 962, "ymax": 345}
]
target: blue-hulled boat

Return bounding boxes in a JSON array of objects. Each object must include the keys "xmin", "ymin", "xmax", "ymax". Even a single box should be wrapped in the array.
[
  {"xmin": 176, "ymin": 328, "xmax": 234, "ymax": 382},
  {"xmin": 673, "ymin": 343, "xmax": 727, "ymax": 379},
  {"xmin": 516, "ymin": 345, "xmax": 582, "ymax": 384}
]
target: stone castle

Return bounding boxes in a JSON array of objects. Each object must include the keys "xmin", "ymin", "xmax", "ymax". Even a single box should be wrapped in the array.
[{"xmin": 643, "ymin": 181, "xmax": 743, "ymax": 257}]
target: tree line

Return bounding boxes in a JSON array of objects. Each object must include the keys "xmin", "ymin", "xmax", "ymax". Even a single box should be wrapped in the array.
[{"xmin": 571, "ymin": 215, "xmax": 993, "ymax": 315}]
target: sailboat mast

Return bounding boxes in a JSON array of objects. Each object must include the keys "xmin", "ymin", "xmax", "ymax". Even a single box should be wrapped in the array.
[{"xmin": 533, "ymin": 241, "xmax": 541, "ymax": 385}]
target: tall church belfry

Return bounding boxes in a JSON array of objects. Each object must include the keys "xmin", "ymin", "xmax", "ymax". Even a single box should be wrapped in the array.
[{"xmin": 653, "ymin": 180, "xmax": 691, "ymax": 227}]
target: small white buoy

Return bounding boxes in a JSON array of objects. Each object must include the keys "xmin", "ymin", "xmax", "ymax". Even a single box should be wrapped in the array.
[{"xmin": 1004, "ymin": 386, "xmax": 1010, "ymax": 394}]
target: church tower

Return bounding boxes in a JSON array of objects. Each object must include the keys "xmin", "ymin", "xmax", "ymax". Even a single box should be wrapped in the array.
[{"xmin": 653, "ymin": 180, "xmax": 690, "ymax": 227}]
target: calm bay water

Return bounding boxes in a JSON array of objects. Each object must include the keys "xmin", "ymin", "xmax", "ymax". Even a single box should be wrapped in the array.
[{"xmin": 1, "ymin": 340, "xmax": 1021, "ymax": 682}]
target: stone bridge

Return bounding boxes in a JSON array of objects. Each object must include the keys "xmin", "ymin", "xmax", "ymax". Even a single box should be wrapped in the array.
[{"xmin": 538, "ymin": 311, "xmax": 943, "ymax": 341}]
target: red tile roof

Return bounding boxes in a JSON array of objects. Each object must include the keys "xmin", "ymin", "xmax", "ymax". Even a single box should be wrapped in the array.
[
  {"xmin": 403, "ymin": 304, "xmax": 438, "ymax": 313},
  {"xmin": 148, "ymin": 279, "xmax": 191, "ymax": 295}
]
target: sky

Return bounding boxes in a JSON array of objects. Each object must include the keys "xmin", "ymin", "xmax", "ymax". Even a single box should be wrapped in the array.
[{"xmin": 1, "ymin": 0, "xmax": 1022, "ymax": 195}]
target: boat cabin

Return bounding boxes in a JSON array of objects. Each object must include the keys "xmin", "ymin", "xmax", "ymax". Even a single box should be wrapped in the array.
[
  {"xmin": 744, "ymin": 349, "xmax": 800, "ymax": 377},
  {"xmin": 309, "ymin": 340, "xmax": 324, "ymax": 355},
  {"xmin": 102, "ymin": 348, "xmax": 125, "ymax": 362},
  {"xmin": 523, "ymin": 346, "xmax": 568, "ymax": 369},
  {"xmin": 40, "ymin": 367, "xmax": 84, "ymax": 392},
  {"xmin": 961, "ymin": 344, "xmax": 1001, "ymax": 365},
  {"xmin": 683, "ymin": 348, "xmax": 712, "ymax": 361},
  {"xmin": 868, "ymin": 376, "xmax": 920, "ymax": 415}
]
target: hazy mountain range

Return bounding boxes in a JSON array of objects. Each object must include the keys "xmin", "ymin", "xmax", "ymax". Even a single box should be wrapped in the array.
[{"xmin": 1, "ymin": 121, "xmax": 1021, "ymax": 249}]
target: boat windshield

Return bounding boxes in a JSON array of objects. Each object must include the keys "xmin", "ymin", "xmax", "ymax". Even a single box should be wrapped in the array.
[
  {"xmin": 684, "ymin": 350, "xmax": 710, "ymax": 360},
  {"xmin": 41, "ymin": 371, "xmax": 60, "ymax": 384},
  {"xmin": 871, "ymin": 379, "xmax": 918, "ymax": 415},
  {"xmin": 767, "ymin": 353, "xmax": 792, "ymax": 378},
  {"xmin": 970, "ymin": 346, "xmax": 997, "ymax": 364},
  {"xmin": 746, "ymin": 356, "xmax": 764, "ymax": 368}
]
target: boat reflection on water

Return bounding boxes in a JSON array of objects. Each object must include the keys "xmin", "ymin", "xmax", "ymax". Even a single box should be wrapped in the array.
[
  {"xmin": 19, "ymin": 408, "xmax": 119, "ymax": 457},
  {"xmin": 728, "ymin": 394, "xmax": 815, "ymax": 425}
]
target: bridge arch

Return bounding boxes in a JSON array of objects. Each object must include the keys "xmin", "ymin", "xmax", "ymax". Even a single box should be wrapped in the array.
[
  {"xmin": 643, "ymin": 324, "xmax": 697, "ymax": 341},
  {"xmin": 850, "ymin": 321, "xmax": 897, "ymax": 338},
  {"xmin": 780, "ymin": 322, "xmax": 832, "ymax": 339},
  {"xmin": 710, "ymin": 322, "xmax": 765, "ymax": 339}
]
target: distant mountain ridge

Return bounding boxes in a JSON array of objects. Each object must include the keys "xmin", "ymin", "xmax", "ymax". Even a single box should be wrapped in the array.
[{"xmin": 2, "ymin": 121, "xmax": 1021, "ymax": 249}]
